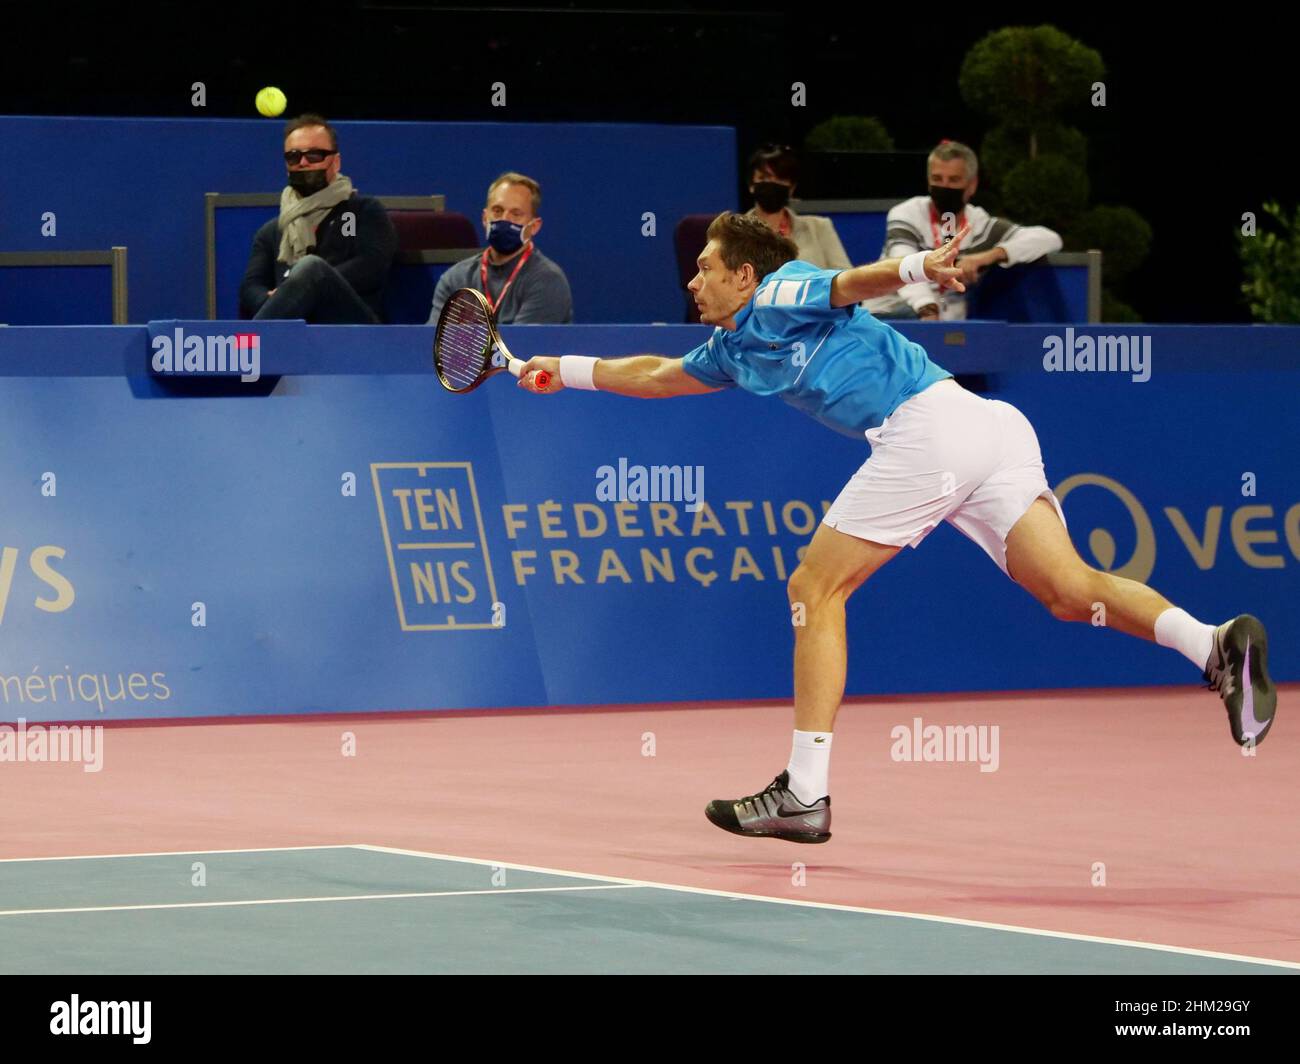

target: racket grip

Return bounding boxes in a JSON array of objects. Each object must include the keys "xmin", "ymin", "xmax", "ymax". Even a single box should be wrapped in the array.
[{"xmin": 507, "ymin": 357, "xmax": 550, "ymax": 390}]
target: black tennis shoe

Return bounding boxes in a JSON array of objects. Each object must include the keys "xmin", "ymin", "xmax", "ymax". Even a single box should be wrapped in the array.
[
  {"xmin": 1204, "ymin": 614, "xmax": 1277, "ymax": 747},
  {"xmin": 705, "ymin": 770, "xmax": 831, "ymax": 843}
]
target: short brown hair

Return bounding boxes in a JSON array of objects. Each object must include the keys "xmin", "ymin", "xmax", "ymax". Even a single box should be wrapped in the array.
[
  {"xmin": 284, "ymin": 113, "xmax": 338, "ymax": 151},
  {"xmin": 487, "ymin": 172, "xmax": 542, "ymax": 215},
  {"xmin": 706, "ymin": 211, "xmax": 798, "ymax": 280}
]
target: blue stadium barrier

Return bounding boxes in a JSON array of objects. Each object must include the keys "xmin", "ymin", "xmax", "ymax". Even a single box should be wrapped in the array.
[
  {"xmin": 209, "ymin": 200, "xmax": 277, "ymax": 320},
  {"xmin": 0, "ymin": 116, "xmax": 736, "ymax": 324},
  {"xmin": 793, "ymin": 200, "xmax": 889, "ymax": 267},
  {"xmin": 383, "ymin": 258, "xmax": 462, "ymax": 326},
  {"xmin": 1, "ymin": 322, "xmax": 1296, "ymax": 722}
]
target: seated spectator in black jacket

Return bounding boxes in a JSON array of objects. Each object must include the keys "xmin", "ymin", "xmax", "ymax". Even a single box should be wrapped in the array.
[
  {"xmin": 427, "ymin": 172, "xmax": 572, "ymax": 324},
  {"xmin": 240, "ymin": 114, "xmax": 397, "ymax": 323}
]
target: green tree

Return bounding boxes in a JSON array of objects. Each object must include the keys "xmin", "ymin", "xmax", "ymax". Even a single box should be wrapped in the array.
[
  {"xmin": 804, "ymin": 116, "xmax": 894, "ymax": 152},
  {"xmin": 960, "ymin": 24, "xmax": 1146, "ymax": 318},
  {"xmin": 1000, "ymin": 156, "xmax": 1089, "ymax": 232},
  {"xmin": 1067, "ymin": 206, "xmax": 1152, "ymax": 285},
  {"xmin": 1238, "ymin": 201, "xmax": 1300, "ymax": 322},
  {"xmin": 960, "ymin": 25, "xmax": 1104, "ymax": 155},
  {"xmin": 981, "ymin": 122, "xmax": 1086, "ymax": 182}
]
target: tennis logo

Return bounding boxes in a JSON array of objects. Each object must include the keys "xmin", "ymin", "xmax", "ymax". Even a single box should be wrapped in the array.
[
  {"xmin": 596, "ymin": 458, "xmax": 705, "ymax": 513},
  {"xmin": 371, "ymin": 462, "xmax": 503, "ymax": 631},
  {"xmin": 150, "ymin": 327, "xmax": 261, "ymax": 383},
  {"xmin": 890, "ymin": 716, "xmax": 1000, "ymax": 773}
]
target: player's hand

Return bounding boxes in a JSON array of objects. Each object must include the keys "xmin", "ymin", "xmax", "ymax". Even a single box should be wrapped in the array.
[
  {"xmin": 517, "ymin": 355, "xmax": 563, "ymax": 394},
  {"xmin": 924, "ymin": 222, "xmax": 970, "ymax": 293}
]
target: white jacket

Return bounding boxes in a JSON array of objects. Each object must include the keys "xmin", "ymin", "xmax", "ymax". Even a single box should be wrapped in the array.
[{"xmin": 864, "ymin": 195, "xmax": 1062, "ymax": 320}]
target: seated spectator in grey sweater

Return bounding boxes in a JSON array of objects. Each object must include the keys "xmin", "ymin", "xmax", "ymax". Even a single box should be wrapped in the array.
[
  {"xmin": 240, "ymin": 113, "xmax": 397, "ymax": 323},
  {"xmin": 745, "ymin": 143, "xmax": 851, "ymax": 271},
  {"xmin": 865, "ymin": 140, "xmax": 1062, "ymax": 321},
  {"xmin": 427, "ymin": 172, "xmax": 573, "ymax": 324}
]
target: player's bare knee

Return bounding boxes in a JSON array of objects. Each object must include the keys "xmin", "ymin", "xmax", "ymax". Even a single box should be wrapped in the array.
[
  {"xmin": 787, "ymin": 564, "xmax": 841, "ymax": 610},
  {"xmin": 1042, "ymin": 568, "xmax": 1100, "ymax": 622},
  {"xmin": 1046, "ymin": 598, "xmax": 1082, "ymax": 622}
]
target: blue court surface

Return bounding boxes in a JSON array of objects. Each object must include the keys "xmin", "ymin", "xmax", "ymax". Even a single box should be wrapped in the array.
[{"xmin": 0, "ymin": 846, "xmax": 1294, "ymax": 974}]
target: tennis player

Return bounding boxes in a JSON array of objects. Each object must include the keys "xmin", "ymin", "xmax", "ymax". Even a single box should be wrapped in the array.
[{"xmin": 516, "ymin": 212, "xmax": 1277, "ymax": 844}]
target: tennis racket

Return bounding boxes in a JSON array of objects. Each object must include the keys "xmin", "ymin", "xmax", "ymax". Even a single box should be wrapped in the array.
[{"xmin": 433, "ymin": 287, "xmax": 550, "ymax": 393}]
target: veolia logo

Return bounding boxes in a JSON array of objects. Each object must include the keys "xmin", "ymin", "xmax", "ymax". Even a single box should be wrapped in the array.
[
  {"xmin": 1055, "ymin": 473, "xmax": 1157, "ymax": 582},
  {"xmin": 1055, "ymin": 473, "xmax": 1300, "ymax": 581}
]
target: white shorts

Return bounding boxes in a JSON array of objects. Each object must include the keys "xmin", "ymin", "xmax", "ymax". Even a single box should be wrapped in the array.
[{"xmin": 822, "ymin": 379, "xmax": 1066, "ymax": 576}]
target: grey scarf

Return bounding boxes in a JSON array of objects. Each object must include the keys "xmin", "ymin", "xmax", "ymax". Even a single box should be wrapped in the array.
[{"xmin": 277, "ymin": 174, "xmax": 355, "ymax": 265}]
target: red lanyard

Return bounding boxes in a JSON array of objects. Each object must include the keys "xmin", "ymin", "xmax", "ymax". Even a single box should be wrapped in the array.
[
  {"xmin": 929, "ymin": 203, "xmax": 965, "ymax": 249},
  {"xmin": 480, "ymin": 243, "xmax": 534, "ymax": 313}
]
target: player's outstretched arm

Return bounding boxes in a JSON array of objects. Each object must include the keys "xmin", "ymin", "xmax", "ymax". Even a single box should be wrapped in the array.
[
  {"xmin": 515, "ymin": 355, "xmax": 719, "ymax": 397},
  {"xmin": 829, "ymin": 222, "xmax": 972, "ymax": 307}
]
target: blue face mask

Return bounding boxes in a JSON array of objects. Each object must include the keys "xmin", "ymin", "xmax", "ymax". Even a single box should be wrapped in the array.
[{"xmin": 487, "ymin": 219, "xmax": 530, "ymax": 255}]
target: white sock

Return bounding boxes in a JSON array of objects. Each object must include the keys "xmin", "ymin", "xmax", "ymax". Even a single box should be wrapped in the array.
[
  {"xmin": 786, "ymin": 730, "xmax": 832, "ymax": 805},
  {"xmin": 1154, "ymin": 607, "xmax": 1217, "ymax": 672}
]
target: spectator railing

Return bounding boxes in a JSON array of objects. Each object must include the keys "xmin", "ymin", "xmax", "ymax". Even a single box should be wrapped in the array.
[
  {"xmin": 0, "ymin": 248, "xmax": 129, "ymax": 324},
  {"xmin": 204, "ymin": 193, "xmax": 446, "ymax": 319}
]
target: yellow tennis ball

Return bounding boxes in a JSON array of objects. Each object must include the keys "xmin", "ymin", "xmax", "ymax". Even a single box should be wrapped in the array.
[{"xmin": 256, "ymin": 87, "xmax": 286, "ymax": 118}]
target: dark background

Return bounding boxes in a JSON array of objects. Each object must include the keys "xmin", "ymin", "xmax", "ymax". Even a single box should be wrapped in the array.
[{"xmin": 0, "ymin": 2, "xmax": 1279, "ymax": 322}]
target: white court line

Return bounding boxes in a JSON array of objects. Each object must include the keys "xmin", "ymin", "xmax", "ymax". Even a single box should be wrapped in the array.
[
  {"xmin": 0, "ymin": 884, "xmax": 638, "ymax": 918},
  {"xmin": 352, "ymin": 844, "xmax": 1300, "ymax": 971},
  {"xmin": 0, "ymin": 845, "xmax": 357, "ymax": 864},
  {"xmin": 7, "ymin": 842, "xmax": 1298, "ymax": 971}
]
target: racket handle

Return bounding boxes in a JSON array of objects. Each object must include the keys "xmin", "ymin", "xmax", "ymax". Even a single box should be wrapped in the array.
[{"xmin": 507, "ymin": 357, "xmax": 550, "ymax": 390}]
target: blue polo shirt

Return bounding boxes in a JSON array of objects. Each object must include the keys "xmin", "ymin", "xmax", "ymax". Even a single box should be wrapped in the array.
[{"xmin": 681, "ymin": 260, "xmax": 952, "ymax": 439}]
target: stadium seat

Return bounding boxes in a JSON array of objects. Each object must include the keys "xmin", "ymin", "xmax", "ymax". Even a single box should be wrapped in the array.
[
  {"xmin": 389, "ymin": 209, "xmax": 478, "ymax": 254},
  {"xmin": 385, "ymin": 209, "xmax": 480, "ymax": 324}
]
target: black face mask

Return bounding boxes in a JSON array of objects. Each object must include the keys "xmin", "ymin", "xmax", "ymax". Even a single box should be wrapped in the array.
[
  {"xmin": 752, "ymin": 181, "xmax": 791, "ymax": 213},
  {"xmin": 929, "ymin": 185, "xmax": 966, "ymax": 218},
  {"xmin": 289, "ymin": 169, "xmax": 330, "ymax": 197}
]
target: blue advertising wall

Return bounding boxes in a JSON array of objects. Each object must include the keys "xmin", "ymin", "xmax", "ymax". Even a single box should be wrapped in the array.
[
  {"xmin": 0, "ymin": 116, "xmax": 735, "ymax": 324},
  {"xmin": 0, "ymin": 322, "xmax": 1297, "ymax": 723}
]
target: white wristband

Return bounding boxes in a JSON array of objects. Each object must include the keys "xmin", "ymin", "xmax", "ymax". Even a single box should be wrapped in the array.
[
  {"xmin": 559, "ymin": 355, "xmax": 599, "ymax": 390},
  {"xmin": 899, "ymin": 251, "xmax": 929, "ymax": 286}
]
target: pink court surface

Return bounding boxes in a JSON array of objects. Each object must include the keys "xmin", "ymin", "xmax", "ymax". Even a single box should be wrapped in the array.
[{"xmin": 2, "ymin": 684, "xmax": 1296, "ymax": 967}]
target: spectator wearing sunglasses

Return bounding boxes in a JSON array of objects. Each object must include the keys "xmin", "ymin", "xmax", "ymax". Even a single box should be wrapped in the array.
[
  {"xmin": 746, "ymin": 144, "xmax": 851, "ymax": 272},
  {"xmin": 239, "ymin": 113, "xmax": 397, "ymax": 323}
]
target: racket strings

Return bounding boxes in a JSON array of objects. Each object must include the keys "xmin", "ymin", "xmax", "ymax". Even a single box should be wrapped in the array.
[{"xmin": 437, "ymin": 295, "xmax": 493, "ymax": 391}]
